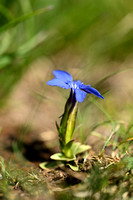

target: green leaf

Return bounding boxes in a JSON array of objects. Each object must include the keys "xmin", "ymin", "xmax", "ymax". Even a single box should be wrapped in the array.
[
  {"xmin": 75, "ymin": 144, "xmax": 91, "ymax": 155},
  {"xmin": 50, "ymin": 153, "xmax": 75, "ymax": 161},
  {"xmin": 101, "ymin": 124, "xmax": 120, "ymax": 154},
  {"xmin": 0, "ymin": 4, "xmax": 14, "ymax": 21},
  {"xmin": 0, "ymin": 6, "xmax": 54, "ymax": 33},
  {"xmin": 67, "ymin": 164, "xmax": 79, "ymax": 171},
  {"xmin": 17, "ymin": 31, "xmax": 49, "ymax": 56},
  {"xmin": 0, "ymin": 32, "xmax": 13, "ymax": 55},
  {"xmin": 61, "ymin": 142, "xmax": 91, "ymax": 159},
  {"xmin": 71, "ymin": 142, "xmax": 91, "ymax": 156},
  {"xmin": 39, "ymin": 161, "xmax": 62, "ymax": 170},
  {"xmin": 0, "ymin": 56, "xmax": 12, "ymax": 69}
]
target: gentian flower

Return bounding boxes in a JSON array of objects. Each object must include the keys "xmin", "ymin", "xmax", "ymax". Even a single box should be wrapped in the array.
[{"xmin": 47, "ymin": 70, "xmax": 104, "ymax": 103}]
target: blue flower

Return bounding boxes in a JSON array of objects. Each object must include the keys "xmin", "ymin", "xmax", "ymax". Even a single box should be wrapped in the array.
[{"xmin": 47, "ymin": 70, "xmax": 104, "ymax": 103}]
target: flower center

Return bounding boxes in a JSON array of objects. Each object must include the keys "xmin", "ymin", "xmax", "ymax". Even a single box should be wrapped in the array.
[{"xmin": 69, "ymin": 80, "xmax": 79, "ymax": 90}]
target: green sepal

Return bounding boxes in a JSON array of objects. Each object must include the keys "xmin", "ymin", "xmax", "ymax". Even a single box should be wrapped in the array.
[
  {"xmin": 58, "ymin": 89, "xmax": 77, "ymax": 144},
  {"xmin": 65, "ymin": 101, "xmax": 78, "ymax": 144}
]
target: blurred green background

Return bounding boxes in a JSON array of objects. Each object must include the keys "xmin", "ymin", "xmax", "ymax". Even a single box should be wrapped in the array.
[{"xmin": 1, "ymin": 0, "xmax": 133, "ymax": 105}]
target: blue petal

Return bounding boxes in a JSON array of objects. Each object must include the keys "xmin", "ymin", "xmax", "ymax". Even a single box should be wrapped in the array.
[
  {"xmin": 75, "ymin": 89, "xmax": 87, "ymax": 103},
  {"xmin": 81, "ymin": 85, "xmax": 104, "ymax": 99},
  {"xmin": 47, "ymin": 78, "xmax": 70, "ymax": 89},
  {"xmin": 53, "ymin": 70, "xmax": 73, "ymax": 83},
  {"xmin": 75, "ymin": 80, "xmax": 83, "ymax": 87}
]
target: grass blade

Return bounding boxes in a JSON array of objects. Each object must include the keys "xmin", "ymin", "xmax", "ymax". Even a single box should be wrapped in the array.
[{"xmin": 0, "ymin": 6, "xmax": 54, "ymax": 33}]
